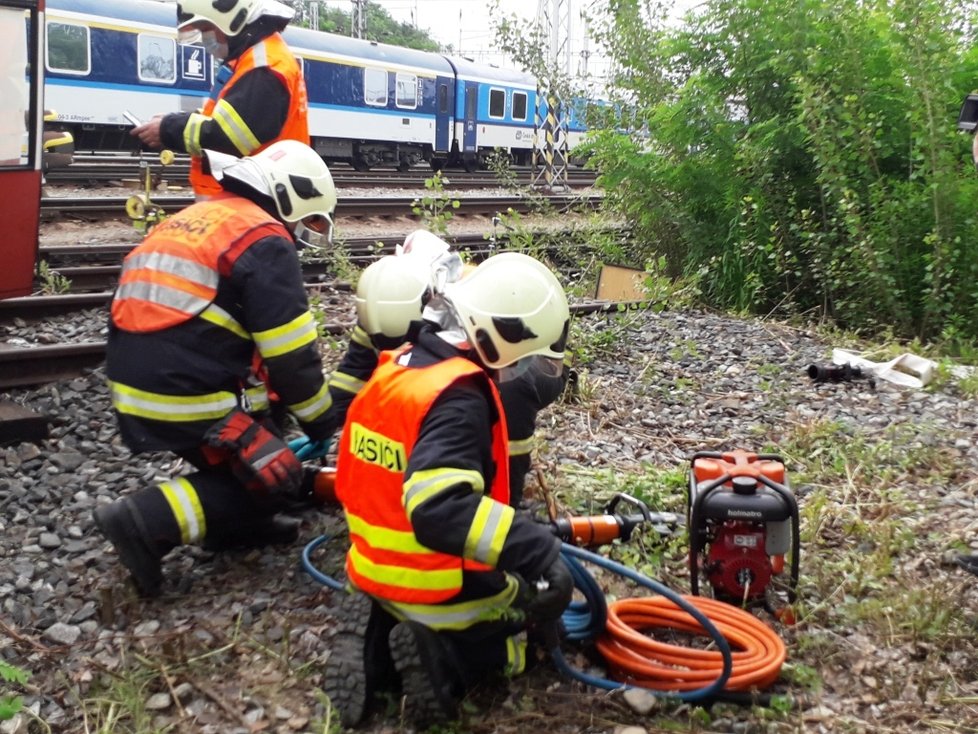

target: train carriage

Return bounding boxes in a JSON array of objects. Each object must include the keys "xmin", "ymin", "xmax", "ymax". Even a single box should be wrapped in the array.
[
  {"xmin": 284, "ymin": 26, "xmax": 454, "ymax": 171},
  {"xmin": 444, "ymin": 56, "xmax": 537, "ymax": 171},
  {"xmin": 44, "ymin": 0, "xmax": 212, "ymax": 150},
  {"xmin": 38, "ymin": 0, "xmax": 590, "ymax": 171}
]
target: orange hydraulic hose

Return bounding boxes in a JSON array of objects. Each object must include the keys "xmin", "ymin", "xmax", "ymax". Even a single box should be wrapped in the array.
[{"xmin": 595, "ymin": 595, "xmax": 786, "ymax": 692}]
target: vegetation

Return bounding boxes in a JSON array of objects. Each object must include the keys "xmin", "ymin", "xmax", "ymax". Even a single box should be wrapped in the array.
[
  {"xmin": 577, "ymin": 0, "xmax": 978, "ymax": 343},
  {"xmin": 292, "ymin": 0, "xmax": 441, "ymax": 51}
]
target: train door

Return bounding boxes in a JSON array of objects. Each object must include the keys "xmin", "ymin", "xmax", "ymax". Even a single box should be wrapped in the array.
[
  {"xmin": 434, "ymin": 76, "xmax": 451, "ymax": 153},
  {"xmin": 0, "ymin": 0, "xmax": 42, "ymax": 299},
  {"xmin": 462, "ymin": 81, "xmax": 478, "ymax": 153}
]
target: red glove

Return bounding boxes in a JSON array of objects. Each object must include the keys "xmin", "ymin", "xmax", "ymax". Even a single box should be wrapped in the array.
[{"xmin": 205, "ymin": 410, "xmax": 302, "ymax": 499}]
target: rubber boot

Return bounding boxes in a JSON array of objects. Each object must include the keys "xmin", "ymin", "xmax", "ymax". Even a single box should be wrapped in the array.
[
  {"xmin": 201, "ymin": 513, "xmax": 301, "ymax": 552},
  {"xmin": 322, "ymin": 592, "xmax": 397, "ymax": 727},
  {"xmin": 389, "ymin": 621, "xmax": 465, "ymax": 727},
  {"xmin": 956, "ymin": 554, "xmax": 978, "ymax": 577},
  {"xmin": 93, "ymin": 497, "xmax": 166, "ymax": 597}
]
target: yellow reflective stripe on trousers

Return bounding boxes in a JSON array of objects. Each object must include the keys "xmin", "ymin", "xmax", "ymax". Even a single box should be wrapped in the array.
[
  {"xmin": 109, "ymin": 380, "xmax": 269, "ymax": 422},
  {"xmin": 504, "ymin": 633, "xmax": 527, "ymax": 676},
  {"xmin": 508, "ymin": 435, "xmax": 534, "ymax": 456},
  {"xmin": 288, "ymin": 381, "xmax": 331, "ymax": 422},
  {"xmin": 346, "ymin": 512, "xmax": 437, "ymax": 555},
  {"xmin": 348, "ymin": 543, "xmax": 460, "ymax": 594},
  {"xmin": 159, "ymin": 476, "xmax": 206, "ymax": 544},
  {"xmin": 377, "ymin": 574, "xmax": 521, "ymax": 630},
  {"xmin": 198, "ymin": 303, "xmax": 250, "ymax": 340},
  {"xmin": 253, "ymin": 311, "xmax": 318, "ymax": 359},
  {"xmin": 463, "ymin": 495, "xmax": 513, "ymax": 567},
  {"xmin": 327, "ymin": 370, "xmax": 365, "ymax": 395},
  {"xmin": 211, "ymin": 98, "xmax": 260, "ymax": 155},
  {"xmin": 404, "ymin": 467, "xmax": 485, "ymax": 519},
  {"xmin": 183, "ymin": 112, "xmax": 207, "ymax": 156}
]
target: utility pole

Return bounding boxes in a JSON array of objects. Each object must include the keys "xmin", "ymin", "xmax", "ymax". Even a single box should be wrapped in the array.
[
  {"xmin": 309, "ymin": 0, "xmax": 319, "ymax": 31},
  {"xmin": 532, "ymin": 0, "xmax": 572, "ymax": 191},
  {"xmin": 351, "ymin": 0, "xmax": 365, "ymax": 38}
]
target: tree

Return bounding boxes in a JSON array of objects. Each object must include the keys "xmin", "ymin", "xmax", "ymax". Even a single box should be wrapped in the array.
[{"xmin": 580, "ymin": 0, "xmax": 978, "ymax": 341}]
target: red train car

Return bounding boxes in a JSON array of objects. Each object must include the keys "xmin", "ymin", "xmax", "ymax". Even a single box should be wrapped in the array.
[{"xmin": 0, "ymin": 0, "xmax": 44, "ymax": 299}]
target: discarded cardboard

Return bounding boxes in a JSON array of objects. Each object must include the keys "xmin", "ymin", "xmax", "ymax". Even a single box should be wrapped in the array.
[{"xmin": 595, "ymin": 264, "xmax": 647, "ymax": 301}]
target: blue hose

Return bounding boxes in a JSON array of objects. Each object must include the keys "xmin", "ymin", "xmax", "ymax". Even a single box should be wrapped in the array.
[{"xmin": 301, "ymin": 535, "xmax": 733, "ymax": 701}]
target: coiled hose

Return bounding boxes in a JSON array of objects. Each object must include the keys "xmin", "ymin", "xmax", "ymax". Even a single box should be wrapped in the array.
[{"xmin": 301, "ymin": 537, "xmax": 786, "ymax": 703}]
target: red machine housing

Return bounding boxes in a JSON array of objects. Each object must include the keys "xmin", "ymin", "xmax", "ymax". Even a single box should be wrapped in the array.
[{"xmin": 688, "ymin": 450, "xmax": 799, "ymax": 605}]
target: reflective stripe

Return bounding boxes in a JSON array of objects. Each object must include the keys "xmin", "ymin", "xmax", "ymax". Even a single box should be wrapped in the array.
[
  {"xmin": 346, "ymin": 513, "xmax": 435, "ymax": 555},
  {"xmin": 212, "ymin": 98, "xmax": 260, "ymax": 155},
  {"xmin": 251, "ymin": 40, "xmax": 269, "ymax": 67},
  {"xmin": 183, "ymin": 112, "xmax": 207, "ymax": 156},
  {"xmin": 350, "ymin": 324, "xmax": 375, "ymax": 350},
  {"xmin": 504, "ymin": 633, "xmax": 527, "ymax": 676},
  {"xmin": 463, "ymin": 496, "xmax": 513, "ymax": 567},
  {"xmin": 159, "ymin": 476, "xmax": 206, "ymax": 544},
  {"xmin": 109, "ymin": 380, "xmax": 269, "ymax": 422},
  {"xmin": 125, "ymin": 251, "xmax": 217, "ymax": 289},
  {"xmin": 288, "ymin": 381, "xmax": 332, "ymax": 421},
  {"xmin": 403, "ymin": 467, "xmax": 484, "ymax": 519},
  {"xmin": 509, "ymin": 435, "xmax": 534, "ymax": 456},
  {"xmin": 328, "ymin": 370, "xmax": 365, "ymax": 395},
  {"xmin": 198, "ymin": 303, "xmax": 250, "ymax": 339},
  {"xmin": 348, "ymin": 543, "xmax": 460, "ymax": 592},
  {"xmin": 115, "ymin": 280, "xmax": 212, "ymax": 317},
  {"xmin": 253, "ymin": 311, "xmax": 318, "ymax": 359},
  {"xmin": 377, "ymin": 575, "xmax": 521, "ymax": 630}
]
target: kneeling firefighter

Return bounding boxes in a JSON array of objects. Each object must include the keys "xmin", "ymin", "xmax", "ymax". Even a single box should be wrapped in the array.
[
  {"xmin": 94, "ymin": 140, "xmax": 337, "ymax": 597},
  {"xmin": 323, "ymin": 252, "xmax": 575, "ymax": 728},
  {"xmin": 323, "ymin": 231, "xmax": 569, "ymax": 506}
]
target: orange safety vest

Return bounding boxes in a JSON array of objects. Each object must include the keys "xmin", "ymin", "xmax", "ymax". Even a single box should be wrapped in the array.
[
  {"xmin": 111, "ymin": 194, "xmax": 289, "ymax": 332},
  {"xmin": 336, "ymin": 348, "xmax": 511, "ymax": 605},
  {"xmin": 189, "ymin": 33, "xmax": 310, "ymax": 196}
]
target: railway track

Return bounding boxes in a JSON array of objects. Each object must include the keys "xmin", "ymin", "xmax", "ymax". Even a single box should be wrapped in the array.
[
  {"xmin": 40, "ymin": 192, "xmax": 599, "ymax": 218},
  {"xmin": 47, "ymin": 153, "xmax": 597, "ymax": 188},
  {"xmin": 0, "ymin": 299, "xmax": 657, "ymax": 390}
]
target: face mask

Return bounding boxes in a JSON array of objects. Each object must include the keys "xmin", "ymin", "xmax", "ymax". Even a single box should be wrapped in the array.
[{"xmin": 201, "ymin": 30, "xmax": 229, "ymax": 61}]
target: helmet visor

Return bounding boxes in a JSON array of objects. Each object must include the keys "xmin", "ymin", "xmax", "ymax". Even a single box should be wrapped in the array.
[
  {"xmin": 496, "ymin": 355, "xmax": 564, "ymax": 384},
  {"xmin": 295, "ymin": 213, "xmax": 333, "ymax": 250}
]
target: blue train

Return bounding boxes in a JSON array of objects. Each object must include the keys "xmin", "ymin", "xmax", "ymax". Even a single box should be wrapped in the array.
[{"xmin": 42, "ymin": 0, "xmax": 588, "ymax": 171}]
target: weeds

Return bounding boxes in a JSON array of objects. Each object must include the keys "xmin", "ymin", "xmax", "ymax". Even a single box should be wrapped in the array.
[
  {"xmin": 35, "ymin": 261, "xmax": 71, "ymax": 295},
  {"xmin": 0, "ymin": 661, "xmax": 28, "ymax": 721},
  {"xmin": 411, "ymin": 171, "xmax": 461, "ymax": 236}
]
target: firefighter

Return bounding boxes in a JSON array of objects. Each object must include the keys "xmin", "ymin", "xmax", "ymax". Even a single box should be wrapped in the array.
[
  {"xmin": 131, "ymin": 0, "xmax": 308, "ymax": 199},
  {"xmin": 93, "ymin": 140, "xmax": 336, "ymax": 597},
  {"xmin": 321, "ymin": 231, "xmax": 569, "ymax": 505},
  {"xmin": 323, "ymin": 253, "xmax": 575, "ymax": 728}
]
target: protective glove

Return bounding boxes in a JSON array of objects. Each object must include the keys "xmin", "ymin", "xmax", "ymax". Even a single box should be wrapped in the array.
[
  {"xmin": 206, "ymin": 410, "xmax": 303, "ymax": 498},
  {"xmin": 525, "ymin": 556, "xmax": 574, "ymax": 623},
  {"xmin": 288, "ymin": 436, "xmax": 332, "ymax": 461}
]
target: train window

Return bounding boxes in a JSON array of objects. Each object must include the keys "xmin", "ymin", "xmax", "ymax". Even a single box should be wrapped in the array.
[
  {"xmin": 137, "ymin": 35, "xmax": 176, "ymax": 84},
  {"xmin": 395, "ymin": 73, "xmax": 417, "ymax": 110},
  {"xmin": 512, "ymin": 91, "xmax": 528, "ymax": 121},
  {"xmin": 438, "ymin": 84, "xmax": 449, "ymax": 114},
  {"xmin": 0, "ymin": 7, "xmax": 29, "ymax": 165},
  {"xmin": 364, "ymin": 67, "xmax": 387, "ymax": 107},
  {"xmin": 488, "ymin": 88, "xmax": 505, "ymax": 119},
  {"xmin": 46, "ymin": 22, "xmax": 89, "ymax": 75}
]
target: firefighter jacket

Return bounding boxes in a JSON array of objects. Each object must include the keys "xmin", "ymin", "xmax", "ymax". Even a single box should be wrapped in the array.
[
  {"xmin": 335, "ymin": 327, "xmax": 562, "ymax": 612},
  {"xmin": 327, "ymin": 322, "xmax": 563, "ymax": 504},
  {"xmin": 160, "ymin": 30, "xmax": 309, "ymax": 197},
  {"xmin": 106, "ymin": 193, "xmax": 332, "ymax": 453}
]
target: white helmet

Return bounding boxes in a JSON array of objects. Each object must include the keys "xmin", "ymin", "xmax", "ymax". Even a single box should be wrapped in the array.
[
  {"xmin": 441, "ymin": 252, "xmax": 569, "ymax": 369},
  {"xmin": 177, "ymin": 0, "xmax": 294, "ymax": 38},
  {"xmin": 355, "ymin": 255, "xmax": 431, "ymax": 348},
  {"xmin": 206, "ymin": 141, "xmax": 337, "ymax": 243},
  {"xmin": 397, "ymin": 230, "xmax": 450, "ymax": 260}
]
